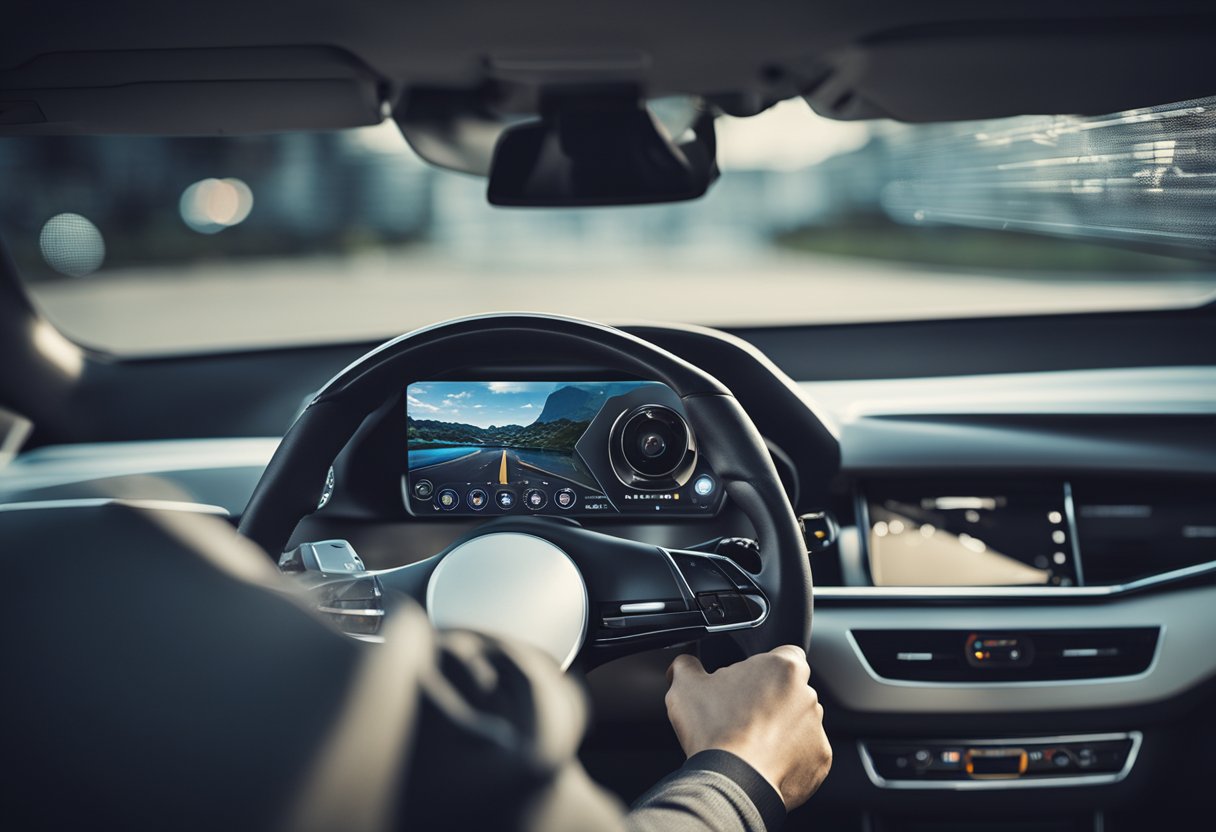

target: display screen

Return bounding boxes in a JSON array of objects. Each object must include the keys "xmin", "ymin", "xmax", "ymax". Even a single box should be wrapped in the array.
[
  {"xmin": 866, "ymin": 481, "xmax": 1080, "ymax": 587},
  {"xmin": 404, "ymin": 381, "xmax": 723, "ymax": 516},
  {"xmin": 1071, "ymin": 479, "xmax": 1216, "ymax": 585}
]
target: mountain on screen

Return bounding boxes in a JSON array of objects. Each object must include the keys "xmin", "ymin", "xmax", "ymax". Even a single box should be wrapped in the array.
[
  {"xmin": 534, "ymin": 383, "xmax": 645, "ymax": 424},
  {"xmin": 408, "ymin": 383, "xmax": 650, "ymax": 452}
]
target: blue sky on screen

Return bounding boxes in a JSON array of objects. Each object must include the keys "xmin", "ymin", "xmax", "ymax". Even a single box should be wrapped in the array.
[{"xmin": 407, "ymin": 381, "xmax": 565, "ymax": 429}]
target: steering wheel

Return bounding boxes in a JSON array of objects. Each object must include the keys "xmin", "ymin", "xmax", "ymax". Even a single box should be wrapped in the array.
[{"xmin": 238, "ymin": 314, "xmax": 812, "ymax": 671}]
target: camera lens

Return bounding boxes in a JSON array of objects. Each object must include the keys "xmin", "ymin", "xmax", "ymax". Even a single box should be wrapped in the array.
[
  {"xmin": 614, "ymin": 405, "xmax": 691, "ymax": 480},
  {"xmin": 639, "ymin": 432, "xmax": 667, "ymax": 459}
]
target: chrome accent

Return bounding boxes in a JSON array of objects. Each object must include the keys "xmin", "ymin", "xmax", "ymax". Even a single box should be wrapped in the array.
[
  {"xmin": 858, "ymin": 732, "xmax": 1142, "ymax": 790},
  {"xmin": 0, "ymin": 497, "xmax": 230, "ymax": 516},
  {"xmin": 1063, "ymin": 480, "xmax": 1086, "ymax": 586},
  {"xmin": 349, "ymin": 633, "xmax": 385, "ymax": 644},
  {"xmin": 896, "ymin": 652, "xmax": 934, "ymax": 662},
  {"xmin": 620, "ymin": 601, "xmax": 667, "ymax": 614},
  {"xmin": 316, "ymin": 606, "xmax": 386, "ymax": 617},
  {"xmin": 1062, "ymin": 648, "xmax": 1106, "ymax": 658}
]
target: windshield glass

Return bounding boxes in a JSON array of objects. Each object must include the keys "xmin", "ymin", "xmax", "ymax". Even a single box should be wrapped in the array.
[{"xmin": 4, "ymin": 96, "xmax": 1215, "ymax": 354}]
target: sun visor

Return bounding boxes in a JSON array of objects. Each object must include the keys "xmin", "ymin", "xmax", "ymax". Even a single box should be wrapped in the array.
[{"xmin": 0, "ymin": 47, "xmax": 384, "ymax": 135}]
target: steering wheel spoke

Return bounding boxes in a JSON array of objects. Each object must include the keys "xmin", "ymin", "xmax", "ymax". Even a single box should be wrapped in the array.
[{"xmin": 312, "ymin": 519, "xmax": 772, "ymax": 670}]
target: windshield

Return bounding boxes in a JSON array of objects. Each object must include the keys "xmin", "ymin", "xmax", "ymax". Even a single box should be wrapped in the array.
[{"xmin": 4, "ymin": 97, "xmax": 1215, "ymax": 354}]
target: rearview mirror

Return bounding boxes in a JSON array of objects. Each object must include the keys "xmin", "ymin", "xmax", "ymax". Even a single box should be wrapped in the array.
[{"xmin": 487, "ymin": 97, "xmax": 719, "ymax": 207}]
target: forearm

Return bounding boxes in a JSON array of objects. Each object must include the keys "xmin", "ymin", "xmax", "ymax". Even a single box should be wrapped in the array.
[{"xmin": 626, "ymin": 751, "xmax": 786, "ymax": 832}]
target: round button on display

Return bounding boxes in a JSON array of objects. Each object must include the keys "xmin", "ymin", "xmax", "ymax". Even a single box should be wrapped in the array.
[
  {"xmin": 495, "ymin": 489, "xmax": 516, "ymax": 510},
  {"xmin": 467, "ymin": 488, "xmax": 488, "ymax": 511},
  {"xmin": 436, "ymin": 488, "xmax": 460, "ymax": 511},
  {"xmin": 693, "ymin": 475, "xmax": 715, "ymax": 496},
  {"xmin": 413, "ymin": 479, "xmax": 435, "ymax": 500},
  {"xmin": 524, "ymin": 488, "xmax": 548, "ymax": 510},
  {"xmin": 554, "ymin": 488, "xmax": 577, "ymax": 510}
]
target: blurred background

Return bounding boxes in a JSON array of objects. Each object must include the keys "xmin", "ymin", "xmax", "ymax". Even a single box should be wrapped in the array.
[{"xmin": 2, "ymin": 97, "xmax": 1214, "ymax": 353}]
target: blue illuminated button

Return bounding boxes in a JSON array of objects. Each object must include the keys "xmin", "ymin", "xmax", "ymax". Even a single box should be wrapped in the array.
[
  {"xmin": 693, "ymin": 475, "xmax": 715, "ymax": 497},
  {"xmin": 495, "ymin": 489, "xmax": 516, "ymax": 510},
  {"xmin": 437, "ymin": 488, "xmax": 460, "ymax": 511}
]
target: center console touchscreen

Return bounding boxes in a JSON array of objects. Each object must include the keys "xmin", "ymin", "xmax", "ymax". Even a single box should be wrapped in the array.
[
  {"xmin": 866, "ymin": 480, "xmax": 1082, "ymax": 586},
  {"xmin": 403, "ymin": 381, "xmax": 725, "ymax": 517}
]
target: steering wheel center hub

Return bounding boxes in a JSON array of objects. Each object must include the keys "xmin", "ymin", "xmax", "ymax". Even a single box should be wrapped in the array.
[{"xmin": 425, "ymin": 531, "xmax": 589, "ymax": 670}]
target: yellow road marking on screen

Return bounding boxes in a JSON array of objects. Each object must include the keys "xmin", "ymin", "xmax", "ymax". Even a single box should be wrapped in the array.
[{"xmin": 499, "ymin": 450, "xmax": 508, "ymax": 484}]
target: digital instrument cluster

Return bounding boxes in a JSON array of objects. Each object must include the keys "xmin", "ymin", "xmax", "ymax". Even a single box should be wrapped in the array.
[{"xmin": 403, "ymin": 380, "xmax": 725, "ymax": 517}]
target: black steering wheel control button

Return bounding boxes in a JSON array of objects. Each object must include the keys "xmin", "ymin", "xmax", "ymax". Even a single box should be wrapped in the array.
[
  {"xmin": 466, "ymin": 488, "xmax": 488, "ymax": 511},
  {"xmin": 698, "ymin": 593, "xmax": 727, "ymax": 623},
  {"xmin": 494, "ymin": 489, "xmax": 516, "ymax": 510},
  {"xmin": 524, "ymin": 488, "xmax": 548, "ymax": 510},
  {"xmin": 713, "ymin": 557, "xmax": 761, "ymax": 592},
  {"xmin": 436, "ymin": 488, "xmax": 460, "ymax": 511},
  {"xmin": 554, "ymin": 488, "xmax": 577, "ymax": 510},
  {"xmin": 698, "ymin": 591, "xmax": 755, "ymax": 625},
  {"xmin": 413, "ymin": 479, "xmax": 435, "ymax": 500},
  {"xmin": 671, "ymin": 552, "xmax": 735, "ymax": 593}
]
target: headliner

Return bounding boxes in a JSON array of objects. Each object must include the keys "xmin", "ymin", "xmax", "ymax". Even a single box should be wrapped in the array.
[{"xmin": 2, "ymin": 1, "xmax": 1215, "ymax": 135}]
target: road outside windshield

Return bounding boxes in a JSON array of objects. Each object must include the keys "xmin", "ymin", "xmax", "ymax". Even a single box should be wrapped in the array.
[{"xmin": 3, "ymin": 97, "xmax": 1216, "ymax": 353}]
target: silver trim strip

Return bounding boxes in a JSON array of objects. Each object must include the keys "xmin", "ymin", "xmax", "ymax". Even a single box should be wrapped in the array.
[
  {"xmin": 0, "ymin": 497, "xmax": 230, "ymax": 516},
  {"xmin": 844, "ymin": 628, "xmax": 1164, "ymax": 689},
  {"xmin": 1062, "ymin": 648, "xmax": 1108, "ymax": 658},
  {"xmin": 857, "ymin": 732, "xmax": 1142, "ymax": 790},
  {"xmin": 1063, "ymin": 481, "xmax": 1086, "ymax": 586},
  {"xmin": 316, "ymin": 606, "xmax": 386, "ymax": 618},
  {"xmin": 817, "ymin": 557, "xmax": 1216, "ymax": 602},
  {"xmin": 620, "ymin": 601, "xmax": 667, "ymax": 614}
]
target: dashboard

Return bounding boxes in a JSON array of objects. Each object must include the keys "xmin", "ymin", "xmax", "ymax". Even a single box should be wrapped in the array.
[
  {"xmin": 2, "ymin": 320, "xmax": 1215, "ymax": 828},
  {"xmin": 403, "ymin": 380, "xmax": 725, "ymax": 518},
  {"xmin": 1, "ymin": 305, "xmax": 1212, "ymax": 832}
]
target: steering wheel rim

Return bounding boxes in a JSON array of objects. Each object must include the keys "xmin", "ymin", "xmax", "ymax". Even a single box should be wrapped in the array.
[{"xmin": 239, "ymin": 313, "xmax": 812, "ymax": 663}]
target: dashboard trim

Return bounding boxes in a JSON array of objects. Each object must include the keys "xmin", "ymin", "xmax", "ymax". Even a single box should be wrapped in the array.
[
  {"xmin": 1062, "ymin": 480, "xmax": 1086, "ymax": 586},
  {"xmin": 0, "ymin": 497, "xmax": 230, "ymax": 516},
  {"xmin": 816, "ymin": 557, "xmax": 1216, "ymax": 603},
  {"xmin": 843, "ymin": 628, "xmax": 1165, "ymax": 689},
  {"xmin": 808, "ymin": 580, "xmax": 1216, "ymax": 713},
  {"xmin": 857, "ymin": 732, "xmax": 1143, "ymax": 790}
]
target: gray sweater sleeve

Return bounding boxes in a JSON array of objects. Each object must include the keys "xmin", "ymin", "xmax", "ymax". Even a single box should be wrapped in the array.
[{"xmin": 626, "ymin": 750, "xmax": 786, "ymax": 832}]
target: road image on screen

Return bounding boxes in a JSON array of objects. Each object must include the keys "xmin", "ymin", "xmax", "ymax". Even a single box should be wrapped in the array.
[{"xmin": 407, "ymin": 381, "xmax": 652, "ymax": 493}]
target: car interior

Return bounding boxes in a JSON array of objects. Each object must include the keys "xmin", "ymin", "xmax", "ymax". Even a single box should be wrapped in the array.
[{"xmin": 2, "ymin": 3, "xmax": 1215, "ymax": 831}]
